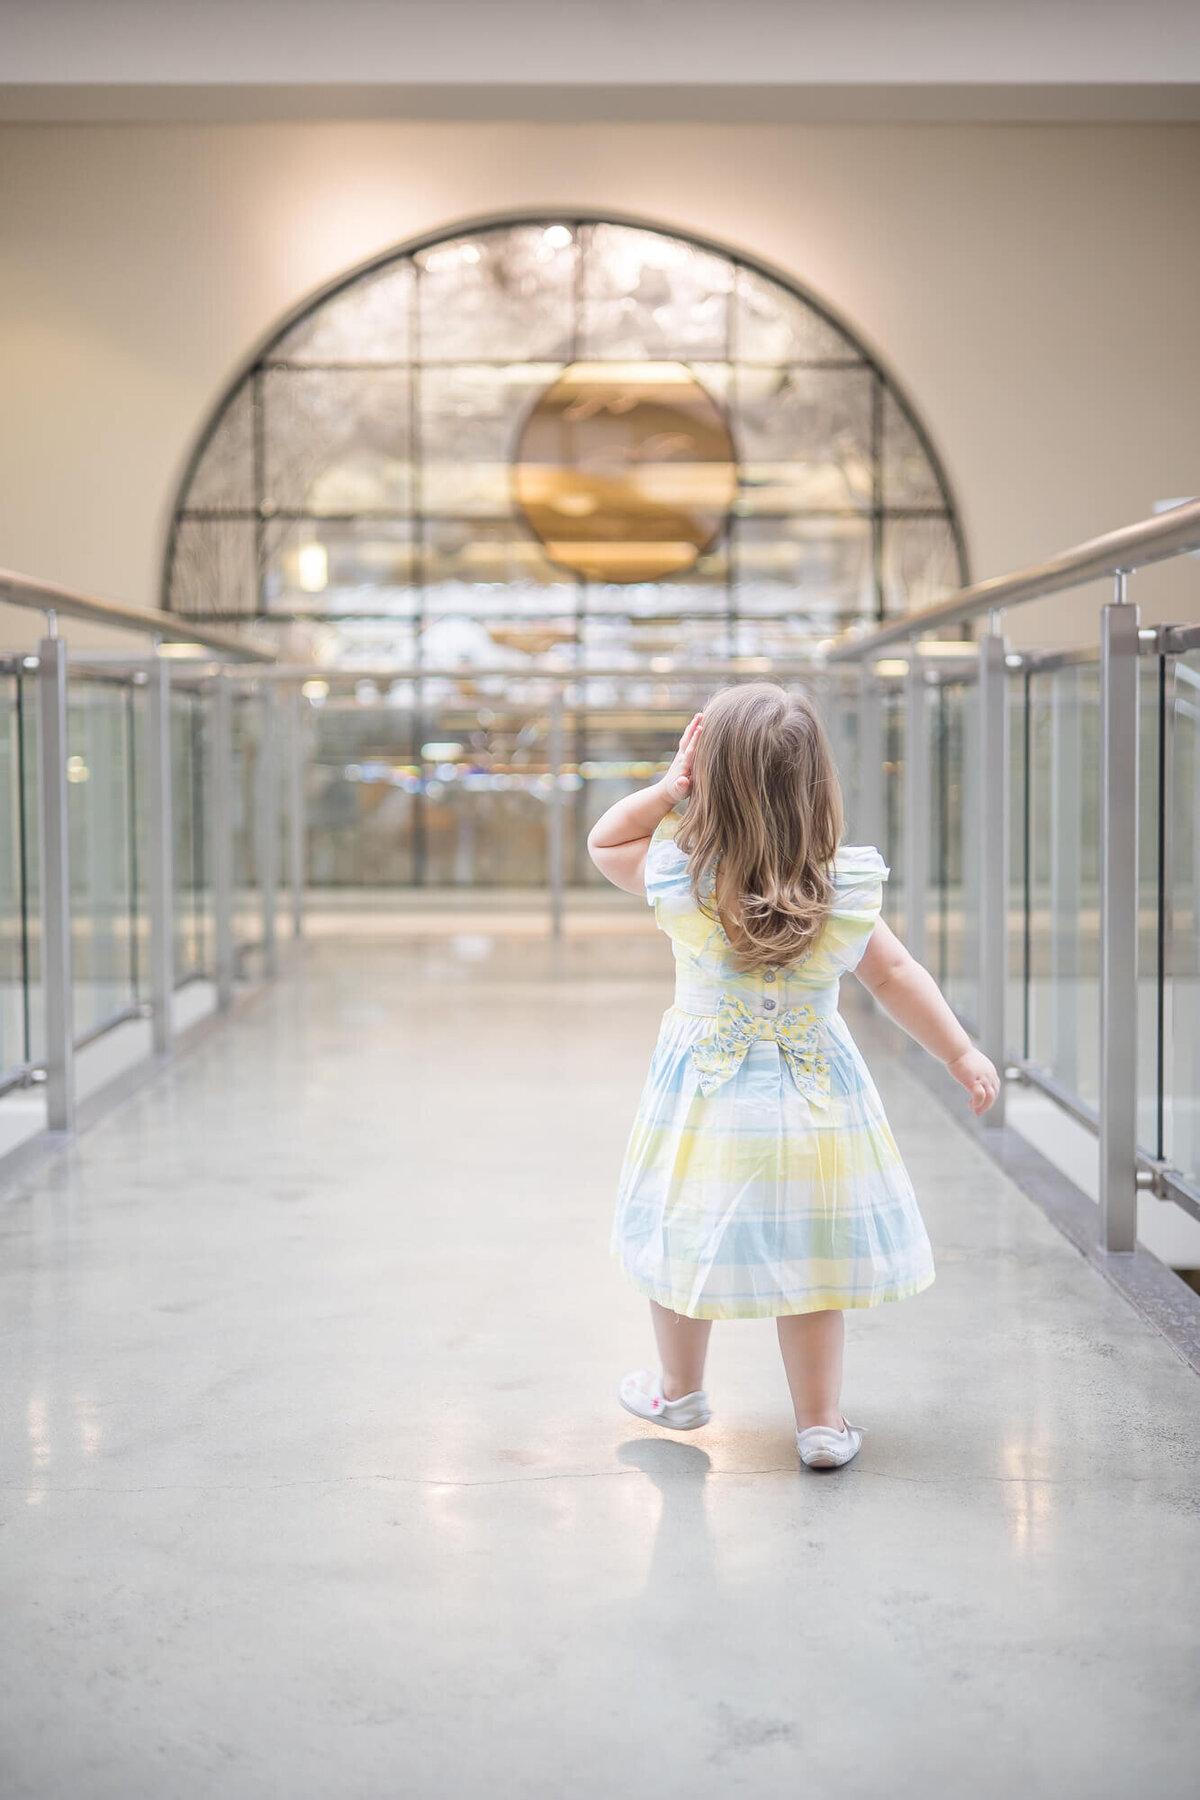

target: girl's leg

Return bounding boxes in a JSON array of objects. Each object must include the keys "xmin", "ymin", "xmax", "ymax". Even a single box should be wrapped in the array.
[
  {"xmin": 650, "ymin": 1299, "xmax": 713, "ymax": 1399},
  {"xmin": 776, "ymin": 1310, "xmax": 845, "ymax": 1430}
]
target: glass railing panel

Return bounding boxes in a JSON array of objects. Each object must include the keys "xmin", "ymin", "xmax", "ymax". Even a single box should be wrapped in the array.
[
  {"xmin": 19, "ymin": 674, "xmax": 42, "ymax": 1068},
  {"xmin": 1008, "ymin": 669, "xmax": 1028, "ymax": 1055},
  {"xmin": 1026, "ymin": 664, "xmax": 1101, "ymax": 1111},
  {"xmin": 421, "ymin": 701, "xmax": 552, "ymax": 887},
  {"xmin": 67, "ymin": 677, "xmax": 140, "ymax": 1040},
  {"xmin": 230, "ymin": 690, "xmax": 262, "ymax": 948},
  {"xmin": 1137, "ymin": 658, "xmax": 1162, "ymax": 1156},
  {"xmin": 172, "ymin": 686, "xmax": 212, "ymax": 982},
  {"xmin": 306, "ymin": 690, "xmax": 417, "ymax": 888},
  {"xmin": 927, "ymin": 683, "xmax": 950, "ymax": 987},
  {"xmin": 0, "ymin": 669, "xmax": 33, "ymax": 1081},
  {"xmin": 1165, "ymin": 650, "xmax": 1200, "ymax": 1186},
  {"xmin": 305, "ymin": 681, "xmax": 680, "ymax": 893},
  {"xmin": 822, "ymin": 673, "xmax": 860, "ymax": 844},
  {"xmin": 302, "ymin": 673, "xmax": 877, "ymax": 898},
  {"xmin": 934, "ymin": 679, "xmax": 977, "ymax": 1026},
  {"xmin": 882, "ymin": 683, "xmax": 905, "ymax": 942},
  {"xmin": 957, "ymin": 675, "xmax": 981, "ymax": 1030}
]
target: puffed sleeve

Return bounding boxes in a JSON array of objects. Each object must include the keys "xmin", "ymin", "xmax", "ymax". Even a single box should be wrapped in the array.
[
  {"xmin": 642, "ymin": 811, "xmax": 695, "ymax": 927},
  {"xmin": 818, "ymin": 846, "xmax": 888, "ymax": 974}
]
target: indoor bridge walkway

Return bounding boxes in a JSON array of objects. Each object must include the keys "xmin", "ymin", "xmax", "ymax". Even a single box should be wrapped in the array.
[{"xmin": 2, "ymin": 933, "xmax": 1198, "ymax": 1800}]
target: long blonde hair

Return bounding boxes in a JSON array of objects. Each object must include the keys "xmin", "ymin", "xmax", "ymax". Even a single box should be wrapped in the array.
[{"xmin": 675, "ymin": 682, "xmax": 843, "ymax": 969}]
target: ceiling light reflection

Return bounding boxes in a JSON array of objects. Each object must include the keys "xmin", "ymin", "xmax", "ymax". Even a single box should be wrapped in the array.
[{"xmin": 297, "ymin": 542, "xmax": 329, "ymax": 593}]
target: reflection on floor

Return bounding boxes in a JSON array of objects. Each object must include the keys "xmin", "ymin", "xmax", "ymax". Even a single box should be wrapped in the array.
[
  {"xmin": 0, "ymin": 978, "xmax": 219, "ymax": 1161},
  {"xmin": 1, "ymin": 936, "xmax": 1197, "ymax": 1799}
]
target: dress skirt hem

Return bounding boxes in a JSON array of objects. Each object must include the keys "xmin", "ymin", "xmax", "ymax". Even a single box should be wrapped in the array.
[{"xmin": 613, "ymin": 1251, "xmax": 936, "ymax": 1321}]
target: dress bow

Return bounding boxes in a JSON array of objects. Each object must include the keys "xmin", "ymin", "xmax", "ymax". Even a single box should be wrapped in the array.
[{"xmin": 691, "ymin": 993, "xmax": 831, "ymax": 1105}]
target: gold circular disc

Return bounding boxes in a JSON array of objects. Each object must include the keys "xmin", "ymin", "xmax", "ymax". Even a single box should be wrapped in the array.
[{"xmin": 513, "ymin": 361, "xmax": 737, "ymax": 583}]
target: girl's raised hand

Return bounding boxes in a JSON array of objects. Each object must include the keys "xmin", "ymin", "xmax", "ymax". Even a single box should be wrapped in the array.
[
  {"xmin": 660, "ymin": 712, "xmax": 703, "ymax": 804},
  {"xmin": 946, "ymin": 1046, "xmax": 1001, "ymax": 1116}
]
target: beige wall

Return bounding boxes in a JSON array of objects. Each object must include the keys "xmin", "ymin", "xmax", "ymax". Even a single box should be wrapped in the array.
[{"xmin": 1, "ymin": 119, "xmax": 1198, "ymax": 654}]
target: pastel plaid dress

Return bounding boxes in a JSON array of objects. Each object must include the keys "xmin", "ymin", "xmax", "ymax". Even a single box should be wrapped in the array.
[{"xmin": 612, "ymin": 813, "xmax": 936, "ymax": 1320}]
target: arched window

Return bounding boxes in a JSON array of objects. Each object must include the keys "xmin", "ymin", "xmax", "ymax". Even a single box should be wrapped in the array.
[{"xmin": 164, "ymin": 212, "xmax": 966, "ymax": 668}]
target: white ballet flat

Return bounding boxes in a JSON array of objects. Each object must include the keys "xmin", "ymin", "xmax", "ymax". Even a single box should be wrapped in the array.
[
  {"xmin": 618, "ymin": 1369, "xmax": 712, "ymax": 1431},
  {"xmin": 796, "ymin": 1418, "xmax": 865, "ymax": 1469}
]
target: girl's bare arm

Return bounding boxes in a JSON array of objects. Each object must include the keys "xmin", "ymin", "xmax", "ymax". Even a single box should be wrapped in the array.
[
  {"xmin": 586, "ymin": 714, "xmax": 702, "ymax": 896},
  {"xmin": 855, "ymin": 918, "xmax": 1000, "ymax": 1116}
]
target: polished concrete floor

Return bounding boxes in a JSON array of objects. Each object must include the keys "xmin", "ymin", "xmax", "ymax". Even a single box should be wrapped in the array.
[{"xmin": 1, "ymin": 935, "xmax": 1198, "ymax": 1800}]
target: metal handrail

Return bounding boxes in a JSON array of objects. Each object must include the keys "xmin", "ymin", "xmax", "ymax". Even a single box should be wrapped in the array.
[
  {"xmin": 1163, "ymin": 623, "xmax": 1200, "ymax": 657},
  {"xmin": 255, "ymin": 662, "xmax": 824, "ymax": 682},
  {"xmin": 827, "ymin": 497, "xmax": 1200, "ymax": 662},
  {"xmin": 0, "ymin": 568, "xmax": 274, "ymax": 664}
]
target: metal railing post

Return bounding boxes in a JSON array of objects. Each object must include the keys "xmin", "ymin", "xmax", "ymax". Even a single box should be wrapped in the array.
[
  {"xmin": 1099, "ymin": 576, "xmax": 1140, "ymax": 1251},
  {"xmin": 547, "ymin": 686, "xmax": 565, "ymax": 941},
  {"xmin": 258, "ymin": 685, "xmax": 280, "ymax": 978},
  {"xmin": 210, "ymin": 673, "xmax": 234, "ymax": 1010},
  {"xmin": 145, "ymin": 651, "xmax": 174, "ymax": 1054},
  {"xmin": 978, "ymin": 624, "xmax": 1009, "ymax": 1126},
  {"xmin": 904, "ymin": 646, "xmax": 930, "ymax": 965},
  {"xmin": 287, "ymin": 683, "xmax": 305, "ymax": 939},
  {"xmin": 36, "ymin": 628, "xmax": 75, "ymax": 1132},
  {"xmin": 824, "ymin": 670, "xmax": 857, "ymax": 833},
  {"xmin": 857, "ymin": 662, "xmax": 884, "ymax": 850}
]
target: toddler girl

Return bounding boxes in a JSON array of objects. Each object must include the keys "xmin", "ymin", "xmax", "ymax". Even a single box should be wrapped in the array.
[{"xmin": 587, "ymin": 683, "xmax": 998, "ymax": 1470}]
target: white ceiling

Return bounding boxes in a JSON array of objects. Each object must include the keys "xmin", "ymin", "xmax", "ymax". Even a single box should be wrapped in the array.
[{"xmin": 2, "ymin": 0, "xmax": 1200, "ymax": 120}]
